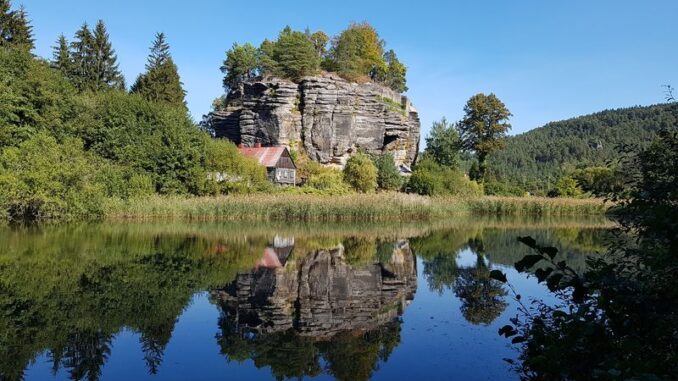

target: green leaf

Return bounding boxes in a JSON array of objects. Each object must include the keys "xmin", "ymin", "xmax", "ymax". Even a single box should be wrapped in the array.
[
  {"xmin": 489, "ymin": 269, "xmax": 507, "ymax": 283},
  {"xmin": 515, "ymin": 255, "xmax": 543, "ymax": 272},
  {"xmin": 517, "ymin": 236, "xmax": 537, "ymax": 249},
  {"xmin": 540, "ymin": 246, "xmax": 558, "ymax": 259}
]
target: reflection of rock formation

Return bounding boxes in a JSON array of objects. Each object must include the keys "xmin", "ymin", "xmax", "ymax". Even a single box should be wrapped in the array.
[{"xmin": 212, "ymin": 240, "xmax": 416, "ymax": 337}]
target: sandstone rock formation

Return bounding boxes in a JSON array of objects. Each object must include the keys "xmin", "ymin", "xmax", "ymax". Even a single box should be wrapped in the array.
[
  {"xmin": 212, "ymin": 240, "xmax": 417, "ymax": 337},
  {"xmin": 209, "ymin": 73, "xmax": 420, "ymax": 167}
]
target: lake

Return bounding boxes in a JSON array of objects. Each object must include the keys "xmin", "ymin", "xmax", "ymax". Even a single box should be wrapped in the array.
[{"xmin": 0, "ymin": 217, "xmax": 612, "ymax": 381}]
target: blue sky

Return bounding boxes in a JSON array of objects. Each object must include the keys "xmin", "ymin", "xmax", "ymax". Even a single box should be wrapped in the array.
[{"xmin": 19, "ymin": 0, "xmax": 678, "ymax": 138}]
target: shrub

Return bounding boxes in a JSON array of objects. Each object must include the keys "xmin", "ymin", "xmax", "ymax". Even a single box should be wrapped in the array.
[
  {"xmin": 408, "ymin": 156, "xmax": 482, "ymax": 196},
  {"xmin": 0, "ymin": 133, "xmax": 106, "ymax": 221},
  {"xmin": 343, "ymin": 152, "xmax": 378, "ymax": 193},
  {"xmin": 483, "ymin": 180, "xmax": 526, "ymax": 197},
  {"xmin": 76, "ymin": 91, "xmax": 207, "ymax": 195},
  {"xmin": 202, "ymin": 138, "xmax": 269, "ymax": 194},
  {"xmin": 374, "ymin": 153, "xmax": 403, "ymax": 191},
  {"xmin": 548, "ymin": 176, "xmax": 583, "ymax": 198},
  {"xmin": 307, "ymin": 169, "xmax": 353, "ymax": 195}
]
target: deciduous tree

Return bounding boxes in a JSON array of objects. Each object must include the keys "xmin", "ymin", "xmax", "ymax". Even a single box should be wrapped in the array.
[{"xmin": 458, "ymin": 93, "xmax": 512, "ymax": 180}]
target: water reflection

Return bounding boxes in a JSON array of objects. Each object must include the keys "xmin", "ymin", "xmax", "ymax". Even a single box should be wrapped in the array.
[
  {"xmin": 0, "ymin": 219, "xmax": 612, "ymax": 381},
  {"xmin": 211, "ymin": 239, "xmax": 415, "ymax": 381}
]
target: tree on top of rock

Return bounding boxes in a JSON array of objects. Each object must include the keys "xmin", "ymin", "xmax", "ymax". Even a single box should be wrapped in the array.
[
  {"xmin": 327, "ymin": 22, "xmax": 385, "ymax": 83},
  {"xmin": 131, "ymin": 32, "xmax": 186, "ymax": 109},
  {"xmin": 221, "ymin": 42, "xmax": 258, "ymax": 92},
  {"xmin": 0, "ymin": 1, "xmax": 34, "ymax": 52},
  {"xmin": 270, "ymin": 26, "xmax": 319, "ymax": 81}
]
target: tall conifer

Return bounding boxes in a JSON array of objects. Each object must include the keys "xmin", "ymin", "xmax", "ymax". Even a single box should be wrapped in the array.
[
  {"xmin": 70, "ymin": 23, "xmax": 95, "ymax": 91},
  {"xmin": 0, "ymin": 1, "xmax": 34, "ymax": 51},
  {"xmin": 131, "ymin": 32, "xmax": 186, "ymax": 109},
  {"xmin": 92, "ymin": 20, "xmax": 124, "ymax": 90},
  {"xmin": 51, "ymin": 34, "xmax": 71, "ymax": 75}
]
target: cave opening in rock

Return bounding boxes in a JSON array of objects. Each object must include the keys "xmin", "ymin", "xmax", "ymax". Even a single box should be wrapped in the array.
[{"xmin": 383, "ymin": 135, "xmax": 398, "ymax": 147}]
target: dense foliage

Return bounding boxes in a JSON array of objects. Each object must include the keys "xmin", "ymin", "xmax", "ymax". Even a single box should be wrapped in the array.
[
  {"xmin": 221, "ymin": 23, "xmax": 407, "ymax": 93},
  {"xmin": 343, "ymin": 152, "xmax": 378, "ymax": 193},
  {"xmin": 408, "ymin": 155, "xmax": 482, "ymax": 197},
  {"xmin": 492, "ymin": 126, "xmax": 678, "ymax": 380},
  {"xmin": 458, "ymin": 93, "xmax": 512, "ymax": 180},
  {"xmin": 131, "ymin": 32, "xmax": 187, "ymax": 109},
  {"xmin": 487, "ymin": 103, "xmax": 678, "ymax": 194},
  {"xmin": 0, "ymin": 3, "xmax": 270, "ymax": 221}
]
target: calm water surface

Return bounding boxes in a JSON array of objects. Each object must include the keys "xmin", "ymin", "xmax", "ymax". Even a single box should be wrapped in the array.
[{"xmin": 0, "ymin": 218, "xmax": 612, "ymax": 381}]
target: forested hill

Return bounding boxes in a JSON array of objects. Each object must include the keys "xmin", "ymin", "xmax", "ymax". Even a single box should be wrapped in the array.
[{"xmin": 487, "ymin": 102, "xmax": 678, "ymax": 194}]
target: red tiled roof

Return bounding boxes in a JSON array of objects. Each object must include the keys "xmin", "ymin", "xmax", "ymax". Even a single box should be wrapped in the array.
[
  {"xmin": 239, "ymin": 146, "xmax": 286, "ymax": 168},
  {"xmin": 255, "ymin": 247, "xmax": 283, "ymax": 270}
]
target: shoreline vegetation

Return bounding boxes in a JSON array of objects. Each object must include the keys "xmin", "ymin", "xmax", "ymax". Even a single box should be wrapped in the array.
[{"xmin": 105, "ymin": 194, "xmax": 609, "ymax": 222}]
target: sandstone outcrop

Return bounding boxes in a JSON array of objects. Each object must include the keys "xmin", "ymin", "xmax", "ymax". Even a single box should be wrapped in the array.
[
  {"xmin": 212, "ymin": 240, "xmax": 417, "ymax": 337},
  {"xmin": 209, "ymin": 74, "xmax": 420, "ymax": 167}
]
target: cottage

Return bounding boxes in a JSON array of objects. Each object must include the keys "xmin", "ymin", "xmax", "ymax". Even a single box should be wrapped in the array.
[{"xmin": 239, "ymin": 143, "xmax": 296, "ymax": 185}]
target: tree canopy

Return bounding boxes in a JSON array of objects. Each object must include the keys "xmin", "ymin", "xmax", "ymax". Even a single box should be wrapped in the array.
[
  {"xmin": 0, "ymin": 1, "xmax": 34, "ymax": 51},
  {"xmin": 131, "ymin": 32, "xmax": 187, "ymax": 109},
  {"xmin": 220, "ymin": 23, "xmax": 407, "ymax": 93},
  {"xmin": 458, "ymin": 93, "xmax": 512, "ymax": 180}
]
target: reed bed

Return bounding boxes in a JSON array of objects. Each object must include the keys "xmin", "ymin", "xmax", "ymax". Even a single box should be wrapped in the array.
[
  {"xmin": 462, "ymin": 196, "xmax": 610, "ymax": 216},
  {"xmin": 106, "ymin": 194, "xmax": 609, "ymax": 222}
]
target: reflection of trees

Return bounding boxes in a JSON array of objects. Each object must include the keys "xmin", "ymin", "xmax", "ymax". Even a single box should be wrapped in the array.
[
  {"xmin": 421, "ymin": 237, "xmax": 508, "ymax": 325},
  {"xmin": 217, "ymin": 320, "xmax": 401, "ymax": 381},
  {"xmin": 0, "ymin": 231, "xmax": 263, "ymax": 381},
  {"xmin": 453, "ymin": 253, "xmax": 508, "ymax": 325},
  {"xmin": 59, "ymin": 330, "xmax": 113, "ymax": 381}
]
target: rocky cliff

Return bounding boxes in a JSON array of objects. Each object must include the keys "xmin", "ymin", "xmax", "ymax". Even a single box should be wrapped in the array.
[
  {"xmin": 209, "ymin": 73, "xmax": 420, "ymax": 167},
  {"xmin": 212, "ymin": 240, "xmax": 417, "ymax": 337}
]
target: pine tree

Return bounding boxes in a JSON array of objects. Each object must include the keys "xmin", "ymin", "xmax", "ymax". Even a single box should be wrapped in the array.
[
  {"xmin": 70, "ymin": 23, "xmax": 95, "ymax": 91},
  {"xmin": 0, "ymin": 1, "xmax": 34, "ymax": 51},
  {"xmin": 131, "ymin": 32, "xmax": 186, "ymax": 109},
  {"xmin": 92, "ymin": 20, "xmax": 124, "ymax": 90},
  {"xmin": 0, "ymin": 0, "xmax": 13, "ymax": 44},
  {"xmin": 51, "ymin": 34, "xmax": 71, "ymax": 76}
]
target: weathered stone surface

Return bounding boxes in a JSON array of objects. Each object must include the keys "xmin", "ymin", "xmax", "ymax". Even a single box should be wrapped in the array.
[
  {"xmin": 210, "ymin": 73, "xmax": 420, "ymax": 168},
  {"xmin": 212, "ymin": 240, "xmax": 417, "ymax": 337}
]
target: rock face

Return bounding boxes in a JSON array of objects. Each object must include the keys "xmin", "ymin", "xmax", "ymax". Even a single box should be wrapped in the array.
[
  {"xmin": 212, "ymin": 240, "xmax": 417, "ymax": 337},
  {"xmin": 210, "ymin": 74, "xmax": 420, "ymax": 167}
]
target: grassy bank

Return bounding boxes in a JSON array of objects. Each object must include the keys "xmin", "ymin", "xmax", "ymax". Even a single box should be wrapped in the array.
[{"xmin": 106, "ymin": 194, "xmax": 609, "ymax": 222}]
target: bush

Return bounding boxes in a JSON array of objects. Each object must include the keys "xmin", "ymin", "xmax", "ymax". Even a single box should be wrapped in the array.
[
  {"xmin": 76, "ymin": 91, "xmax": 207, "ymax": 195},
  {"xmin": 94, "ymin": 163, "xmax": 155, "ymax": 199},
  {"xmin": 202, "ymin": 138, "xmax": 269, "ymax": 194},
  {"xmin": 408, "ymin": 156, "xmax": 482, "ymax": 196},
  {"xmin": 307, "ymin": 169, "xmax": 353, "ymax": 195},
  {"xmin": 374, "ymin": 153, "xmax": 403, "ymax": 191},
  {"xmin": 0, "ymin": 47, "xmax": 79, "ymax": 148},
  {"xmin": 483, "ymin": 180, "xmax": 526, "ymax": 197},
  {"xmin": 548, "ymin": 176, "xmax": 583, "ymax": 198},
  {"xmin": 0, "ymin": 134, "xmax": 106, "ymax": 221},
  {"xmin": 343, "ymin": 152, "xmax": 378, "ymax": 193}
]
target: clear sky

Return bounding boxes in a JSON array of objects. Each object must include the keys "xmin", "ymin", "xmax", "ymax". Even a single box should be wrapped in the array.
[{"xmin": 19, "ymin": 0, "xmax": 678, "ymax": 138}]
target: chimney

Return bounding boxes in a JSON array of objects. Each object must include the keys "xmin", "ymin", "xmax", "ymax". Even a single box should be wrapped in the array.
[{"xmin": 255, "ymin": 142, "xmax": 262, "ymax": 148}]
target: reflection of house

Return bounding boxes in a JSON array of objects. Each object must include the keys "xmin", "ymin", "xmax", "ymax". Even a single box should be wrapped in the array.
[
  {"xmin": 213, "ymin": 240, "xmax": 417, "ymax": 337},
  {"xmin": 238, "ymin": 143, "xmax": 296, "ymax": 185}
]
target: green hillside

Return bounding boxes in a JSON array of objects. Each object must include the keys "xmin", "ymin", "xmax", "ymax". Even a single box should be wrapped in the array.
[{"xmin": 487, "ymin": 102, "xmax": 678, "ymax": 194}]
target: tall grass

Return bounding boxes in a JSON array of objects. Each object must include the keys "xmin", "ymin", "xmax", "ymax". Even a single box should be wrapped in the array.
[{"xmin": 106, "ymin": 194, "xmax": 609, "ymax": 222}]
